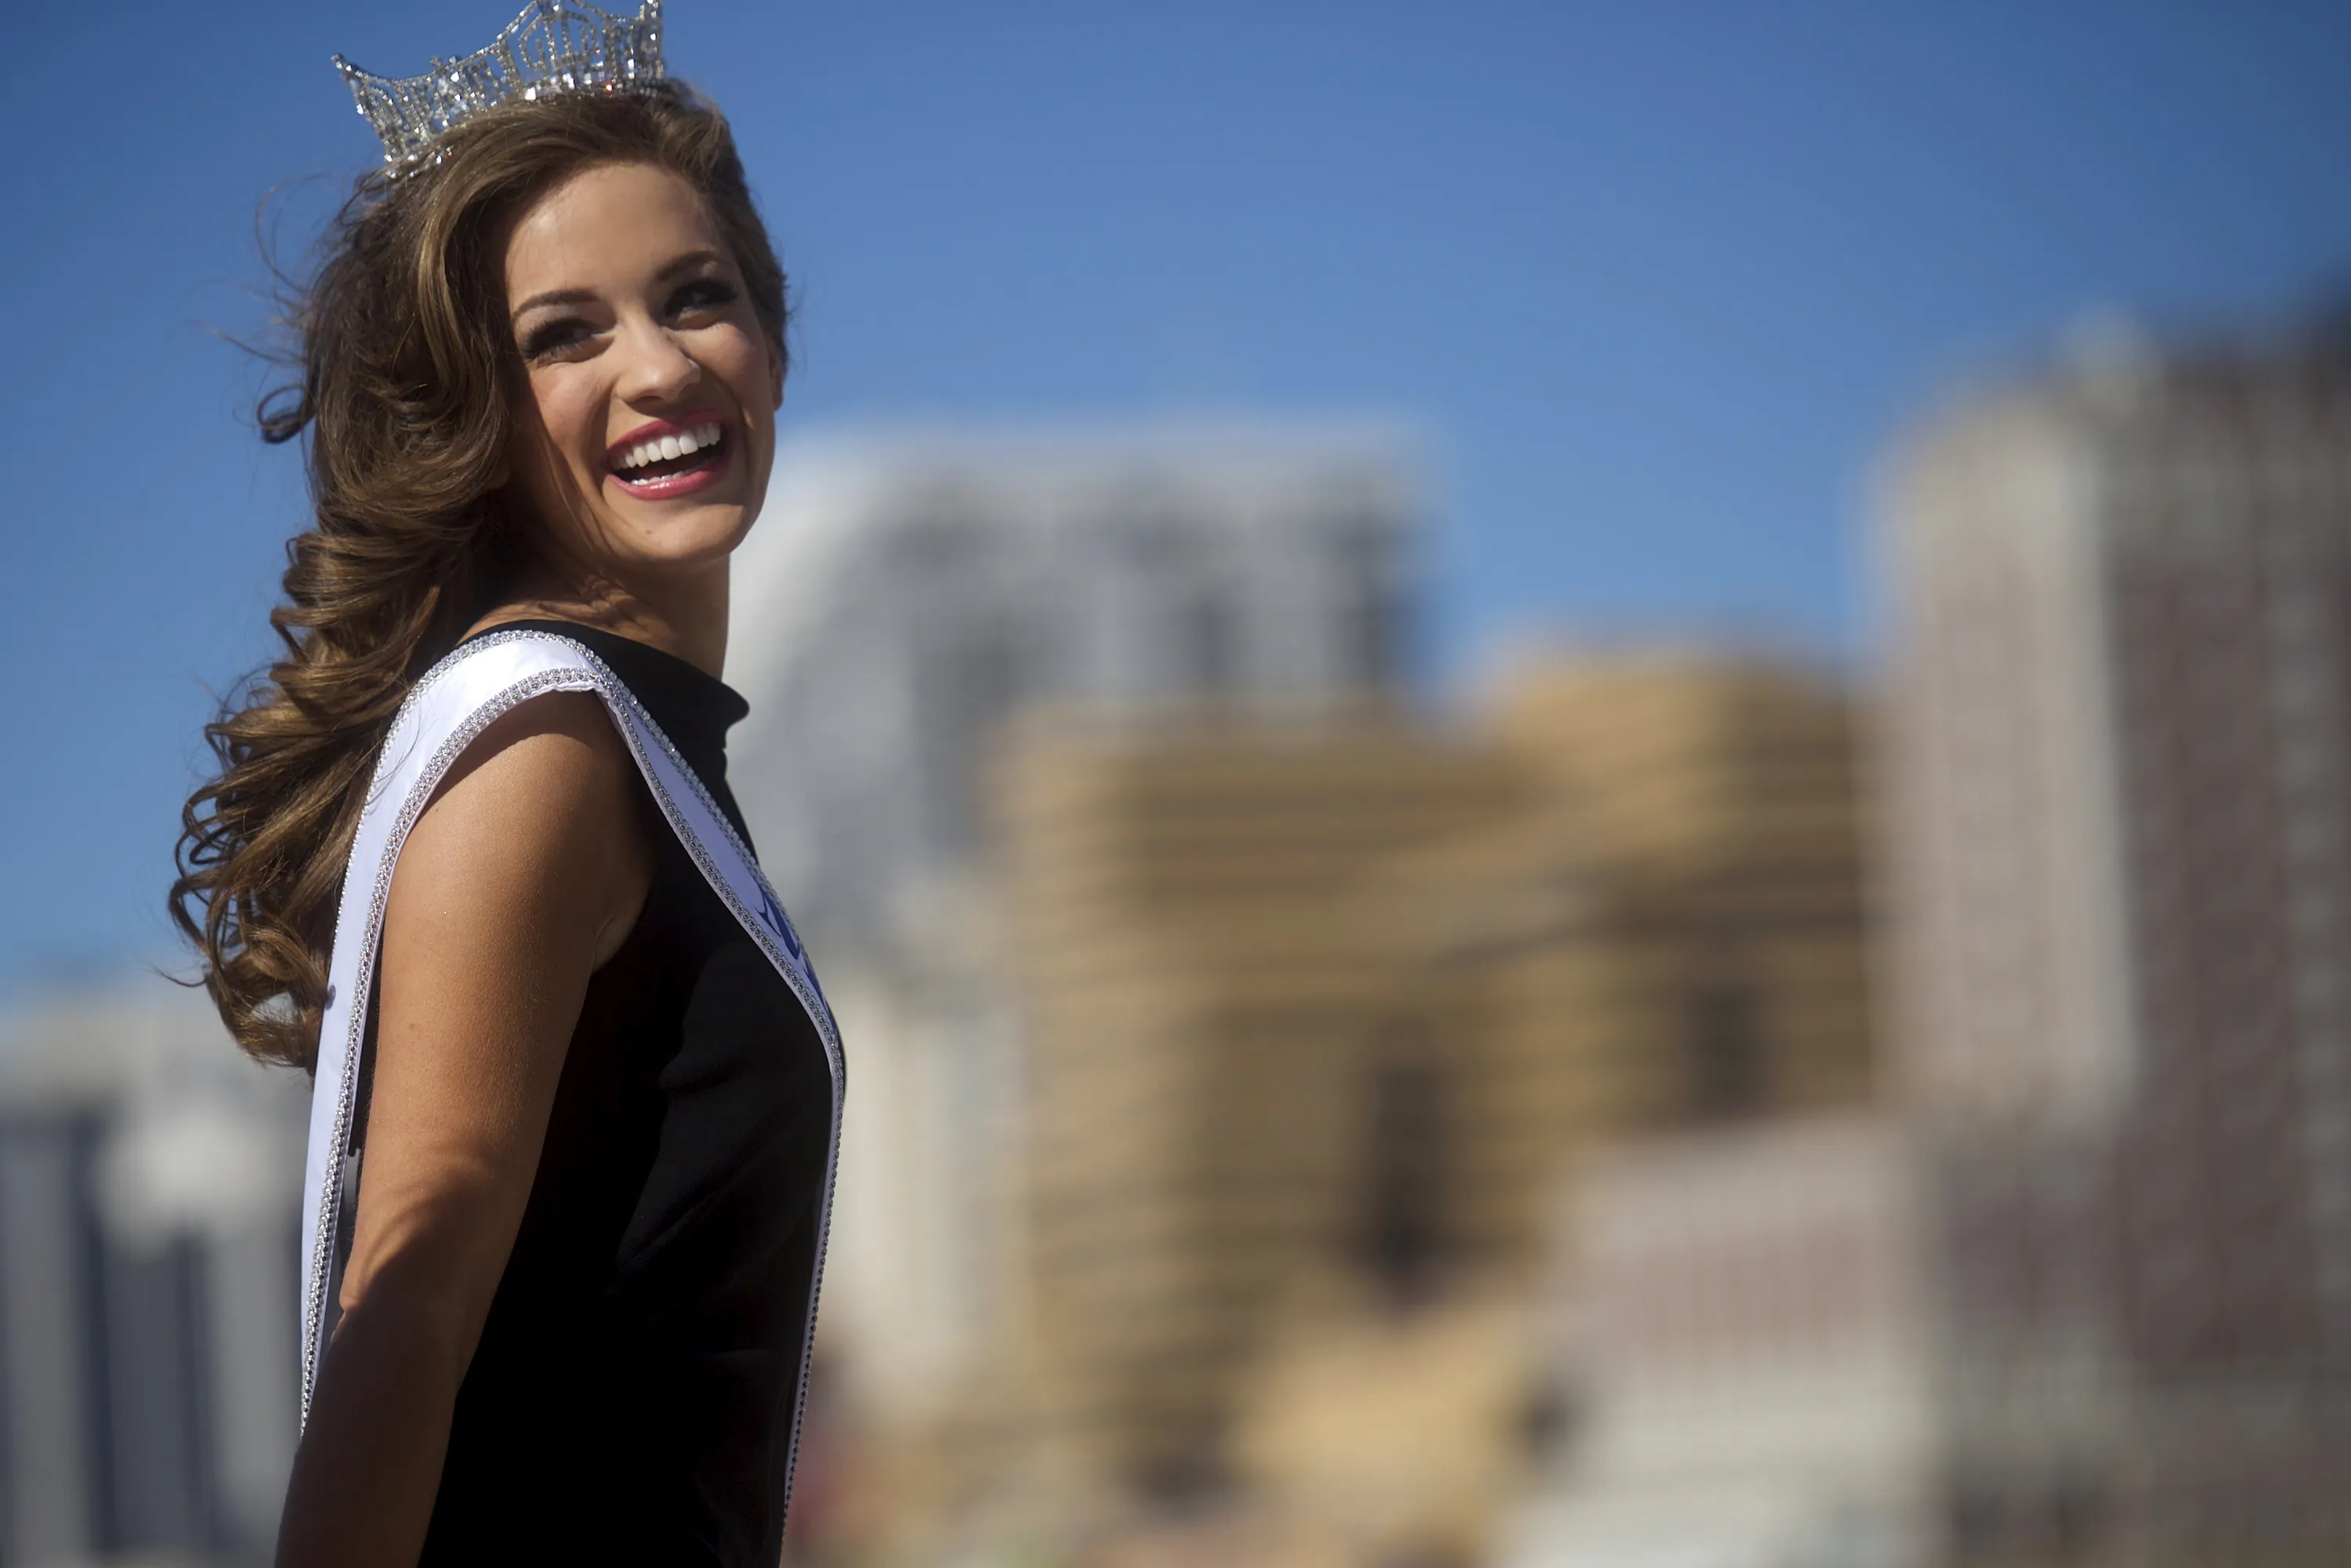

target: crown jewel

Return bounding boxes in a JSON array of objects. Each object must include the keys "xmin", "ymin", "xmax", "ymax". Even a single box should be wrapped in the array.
[{"xmin": 334, "ymin": 0, "xmax": 666, "ymax": 173}]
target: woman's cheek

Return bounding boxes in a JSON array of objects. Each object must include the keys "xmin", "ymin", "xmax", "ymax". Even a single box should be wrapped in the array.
[{"xmin": 538, "ymin": 381, "xmax": 605, "ymax": 474}]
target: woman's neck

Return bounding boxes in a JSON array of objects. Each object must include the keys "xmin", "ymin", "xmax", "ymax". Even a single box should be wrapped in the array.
[{"xmin": 467, "ymin": 557, "xmax": 730, "ymax": 679}]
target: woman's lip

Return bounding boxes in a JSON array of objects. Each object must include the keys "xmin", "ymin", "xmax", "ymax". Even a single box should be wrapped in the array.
[{"xmin": 605, "ymin": 438, "xmax": 733, "ymax": 500}]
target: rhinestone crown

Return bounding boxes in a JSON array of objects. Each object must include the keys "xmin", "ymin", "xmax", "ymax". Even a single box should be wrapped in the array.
[{"xmin": 334, "ymin": 0, "xmax": 666, "ymax": 173}]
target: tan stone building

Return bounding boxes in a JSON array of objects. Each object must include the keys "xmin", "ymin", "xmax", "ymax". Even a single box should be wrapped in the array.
[
  {"xmin": 1364, "ymin": 653, "xmax": 1879, "ymax": 1275},
  {"xmin": 946, "ymin": 651, "xmax": 1878, "ymax": 1566},
  {"xmin": 993, "ymin": 714, "xmax": 1534, "ymax": 1507}
]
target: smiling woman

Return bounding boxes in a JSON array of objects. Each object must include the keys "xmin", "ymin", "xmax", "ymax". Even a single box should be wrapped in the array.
[{"xmin": 168, "ymin": 20, "xmax": 842, "ymax": 1566}]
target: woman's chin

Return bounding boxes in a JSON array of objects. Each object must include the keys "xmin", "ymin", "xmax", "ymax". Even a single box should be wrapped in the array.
[{"xmin": 599, "ymin": 504, "xmax": 756, "ymax": 574}]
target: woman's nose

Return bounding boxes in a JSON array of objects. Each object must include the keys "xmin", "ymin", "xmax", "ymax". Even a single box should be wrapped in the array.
[{"xmin": 615, "ymin": 319, "xmax": 703, "ymax": 404}]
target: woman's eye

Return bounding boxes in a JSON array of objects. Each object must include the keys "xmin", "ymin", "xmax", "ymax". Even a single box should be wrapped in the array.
[
  {"xmin": 519, "ymin": 320, "xmax": 595, "ymax": 363},
  {"xmin": 669, "ymin": 279, "xmax": 738, "ymax": 318}
]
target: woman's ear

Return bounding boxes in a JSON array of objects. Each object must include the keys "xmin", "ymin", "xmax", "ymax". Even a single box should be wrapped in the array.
[
  {"xmin": 487, "ymin": 456, "xmax": 513, "ymax": 490},
  {"xmin": 768, "ymin": 338, "xmax": 785, "ymax": 411}
]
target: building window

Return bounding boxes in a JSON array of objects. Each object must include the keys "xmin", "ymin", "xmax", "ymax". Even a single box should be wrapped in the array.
[
  {"xmin": 1177, "ymin": 587, "xmax": 1237, "ymax": 697},
  {"xmin": 1684, "ymin": 975, "xmax": 1767, "ymax": 1120},
  {"xmin": 919, "ymin": 617, "xmax": 1035, "ymax": 856},
  {"xmin": 1341, "ymin": 580, "xmax": 1400, "ymax": 692},
  {"xmin": 1364, "ymin": 1056, "xmax": 1446, "ymax": 1300}
]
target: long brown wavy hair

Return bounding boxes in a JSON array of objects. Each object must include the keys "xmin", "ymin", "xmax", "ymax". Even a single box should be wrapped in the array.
[{"xmin": 172, "ymin": 81, "xmax": 788, "ymax": 1071}]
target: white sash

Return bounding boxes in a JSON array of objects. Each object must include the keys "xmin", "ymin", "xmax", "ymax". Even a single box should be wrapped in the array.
[{"xmin": 295, "ymin": 630, "xmax": 842, "ymax": 1478}]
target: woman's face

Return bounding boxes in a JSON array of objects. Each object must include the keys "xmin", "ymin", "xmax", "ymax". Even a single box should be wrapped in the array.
[{"xmin": 500, "ymin": 161, "xmax": 781, "ymax": 590}]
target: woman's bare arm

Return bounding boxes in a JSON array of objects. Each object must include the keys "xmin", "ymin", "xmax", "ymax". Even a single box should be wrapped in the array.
[{"xmin": 275, "ymin": 691, "xmax": 653, "ymax": 1568}]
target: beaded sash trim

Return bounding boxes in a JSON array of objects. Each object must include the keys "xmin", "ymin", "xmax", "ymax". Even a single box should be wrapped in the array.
[{"xmin": 295, "ymin": 630, "xmax": 842, "ymax": 1523}]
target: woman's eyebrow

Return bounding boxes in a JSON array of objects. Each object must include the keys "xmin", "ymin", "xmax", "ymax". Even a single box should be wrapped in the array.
[
  {"xmin": 654, "ymin": 248, "xmax": 726, "ymax": 281},
  {"xmin": 511, "ymin": 287, "xmax": 596, "ymax": 321},
  {"xmin": 510, "ymin": 252, "xmax": 726, "ymax": 323}
]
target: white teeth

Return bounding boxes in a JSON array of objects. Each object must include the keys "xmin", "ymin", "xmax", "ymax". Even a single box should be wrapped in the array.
[{"xmin": 616, "ymin": 422, "xmax": 725, "ymax": 476}]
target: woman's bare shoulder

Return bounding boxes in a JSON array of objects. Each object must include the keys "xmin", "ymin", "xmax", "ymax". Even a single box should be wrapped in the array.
[
  {"xmin": 393, "ymin": 689, "xmax": 650, "ymax": 949},
  {"xmin": 432, "ymin": 686, "xmax": 632, "ymax": 824}
]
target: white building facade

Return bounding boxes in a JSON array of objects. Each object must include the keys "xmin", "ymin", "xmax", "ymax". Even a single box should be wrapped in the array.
[{"xmin": 0, "ymin": 984, "xmax": 305, "ymax": 1567}]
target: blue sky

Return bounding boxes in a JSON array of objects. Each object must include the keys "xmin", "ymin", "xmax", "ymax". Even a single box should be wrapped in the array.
[{"xmin": 4, "ymin": 2, "xmax": 2349, "ymax": 995}]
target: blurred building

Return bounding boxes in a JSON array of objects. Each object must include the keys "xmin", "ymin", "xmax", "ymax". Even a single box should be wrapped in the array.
[
  {"xmin": 1508, "ymin": 325, "xmax": 2351, "ymax": 1568},
  {"xmin": 728, "ymin": 424, "xmax": 1418, "ymax": 960},
  {"xmin": 938, "ymin": 650, "xmax": 1876, "ymax": 1566},
  {"xmin": 1503, "ymin": 1117, "xmax": 1944, "ymax": 1568},
  {"xmin": 1882, "ymin": 326, "xmax": 2351, "ymax": 1562},
  {"xmin": 0, "ymin": 985, "xmax": 304, "ymax": 1568},
  {"xmin": 721, "ymin": 423, "xmax": 1424, "ymax": 1451},
  {"xmin": 989, "ymin": 715, "xmax": 1530, "ymax": 1514},
  {"xmin": 1502, "ymin": 1113, "xmax": 2139, "ymax": 1568},
  {"xmin": 1230, "ymin": 1291, "xmax": 1540, "ymax": 1568},
  {"xmin": 1400, "ymin": 654, "xmax": 1878, "ymax": 1269}
]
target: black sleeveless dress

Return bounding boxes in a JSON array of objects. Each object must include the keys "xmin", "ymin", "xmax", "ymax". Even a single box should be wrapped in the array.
[{"xmin": 405, "ymin": 621, "xmax": 835, "ymax": 1565}]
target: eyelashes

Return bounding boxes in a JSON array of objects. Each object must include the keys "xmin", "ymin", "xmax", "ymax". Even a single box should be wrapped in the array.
[
  {"xmin": 515, "ymin": 279, "xmax": 743, "ymax": 365},
  {"xmin": 669, "ymin": 278, "xmax": 738, "ymax": 313},
  {"xmin": 520, "ymin": 320, "xmax": 591, "ymax": 363}
]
